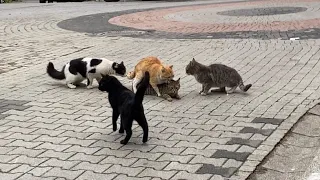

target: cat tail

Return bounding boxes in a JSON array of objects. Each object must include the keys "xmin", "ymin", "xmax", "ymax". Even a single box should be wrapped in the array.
[
  {"xmin": 47, "ymin": 62, "xmax": 66, "ymax": 80},
  {"xmin": 239, "ymin": 81, "xmax": 252, "ymax": 92},
  {"xmin": 127, "ymin": 71, "xmax": 135, "ymax": 79},
  {"xmin": 134, "ymin": 71, "xmax": 150, "ymax": 106}
]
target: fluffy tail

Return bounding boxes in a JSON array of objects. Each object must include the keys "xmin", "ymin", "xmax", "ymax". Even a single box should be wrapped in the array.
[
  {"xmin": 127, "ymin": 71, "xmax": 135, "ymax": 79},
  {"xmin": 239, "ymin": 81, "xmax": 252, "ymax": 92},
  {"xmin": 47, "ymin": 62, "xmax": 66, "ymax": 80},
  {"xmin": 134, "ymin": 71, "xmax": 150, "ymax": 106}
]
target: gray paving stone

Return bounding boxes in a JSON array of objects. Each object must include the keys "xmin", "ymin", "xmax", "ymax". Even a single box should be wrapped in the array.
[
  {"xmin": 252, "ymin": 117, "xmax": 284, "ymax": 125},
  {"xmin": 43, "ymin": 167, "xmax": 84, "ymax": 179},
  {"xmin": 137, "ymin": 168, "xmax": 177, "ymax": 179},
  {"xmin": 0, "ymin": 172, "xmax": 23, "ymax": 180},
  {"xmin": 226, "ymin": 138, "xmax": 262, "ymax": 148},
  {"xmin": 76, "ymin": 171, "xmax": 116, "ymax": 180},
  {"xmin": 72, "ymin": 162, "xmax": 112, "ymax": 173},
  {"xmin": 196, "ymin": 164, "xmax": 237, "ymax": 177},
  {"xmin": 39, "ymin": 158, "xmax": 79, "ymax": 169},
  {"xmin": 240, "ymin": 127, "xmax": 274, "ymax": 136},
  {"xmin": 68, "ymin": 152, "xmax": 105, "ymax": 164},
  {"xmin": 104, "ymin": 165, "xmax": 145, "ymax": 176},
  {"xmin": 211, "ymin": 150, "xmax": 251, "ymax": 162},
  {"xmin": 132, "ymin": 159, "xmax": 170, "ymax": 170}
]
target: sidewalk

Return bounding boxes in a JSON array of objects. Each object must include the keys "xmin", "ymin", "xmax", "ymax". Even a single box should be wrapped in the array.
[{"xmin": 248, "ymin": 104, "xmax": 320, "ymax": 180}]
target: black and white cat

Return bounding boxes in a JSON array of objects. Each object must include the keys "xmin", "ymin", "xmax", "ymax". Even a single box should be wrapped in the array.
[{"xmin": 46, "ymin": 57, "xmax": 126, "ymax": 89}]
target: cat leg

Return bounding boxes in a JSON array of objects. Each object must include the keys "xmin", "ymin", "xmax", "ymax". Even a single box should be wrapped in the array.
[
  {"xmin": 150, "ymin": 83, "xmax": 161, "ymax": 96},
  {"xmin": 199, "ymin": 85, "xmax": 204, "ymax": 94},
  {"xmin": 173, "ymin": 94, "xmax": 181, "ymax": 99},
  {"xmin": 226, "ymin": 86, "xmax": 237, "ymax": 94},
  {"xmin": 65, "ymin": 74, "xmax": 78, "ymax": 89},
  {"xmin": 135, "ymin": 113, "xmax": 149, "ymax": 143},
  {"xmin": 112, "ymin": 110, "xmax": 120, "ymax": 132},
  {"xmin": 200, "ymin": 84, "xmax": 211, "ymax": 96},
  {"xmin": 86, "ymin": 74, "xmax": 94, "ymax": 89},
  {"xmin": 132, "ymin": 78, "xmax": 142, "ymax": 93},
  {"xmin": 161, "ymin": 94, "xmax": 172, "ymax": 102},
  {"xmin": 119, "ymin": 121, "xmax": 124, "ymax": 134},
  {"xmin": 120, "ymin": 116, "xmax": 133, "ymax": 145}
]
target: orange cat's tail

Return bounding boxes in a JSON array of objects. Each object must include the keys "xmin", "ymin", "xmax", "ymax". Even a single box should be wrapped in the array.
[{"xmin": 127, "ymin": 71, "xmax": 135, "ymax": 79}]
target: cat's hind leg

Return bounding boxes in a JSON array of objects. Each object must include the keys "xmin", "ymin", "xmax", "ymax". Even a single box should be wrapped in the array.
[
  {"xmin": 120, "ymin": 115, "xmax": 133, "ymax": 145},
  {"xmin": 226, "ymin": 86, "xmax": 237, "ymax": 94},
  {"xmin": 135, "ymin": 112, "xmax": 149, "ymax": 143},
  {"xmin": 132, "ymin": 77, "xmax": 142, "ymax": 93},
  {"xmin": 65, "ymin": 74, "xmax": 79, "ymax": 89}
]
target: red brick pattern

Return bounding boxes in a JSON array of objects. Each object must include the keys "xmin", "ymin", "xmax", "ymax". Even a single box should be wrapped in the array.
[{"xmin": 109, "ymin": 0, "xmax": 320, "ymax": 33}]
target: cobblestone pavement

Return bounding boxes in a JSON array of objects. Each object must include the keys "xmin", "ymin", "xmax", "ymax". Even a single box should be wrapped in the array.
[
  {"xmin": 248, "ymin": 104, "xmax": 320, "ymax": 180},
  {"xmin": 0, "ymin": 0, "xmax": 320, "ymax": 180}
]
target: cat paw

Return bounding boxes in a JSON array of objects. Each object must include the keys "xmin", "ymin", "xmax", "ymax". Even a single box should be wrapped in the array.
[
  {"xmin": 67, "ymin": 84, "xmax": 77, "ymax": 89},
  {"xmin": 199, "ymin": 91, "xmax": 203, "ymax": 94},
  {"xmin": 119, "ymin": 129, "xmax": 124, "ymax": 133},
  {"xmin": 86, "ymin": 85, "xmax": 94, "ymax": 89},
  {"xmin": 142, "ymin": 138, "xmax": 148, "ymax": 143},
  {"xmin": 113, "ymin": 126, "xmax": 117, "ymax": 132},
  {"xmin": 120, "ymin": 139, "xmax": 128, "ymax": 145},
  {"xmin": 175, "ymin": 95, "xmax": 181, "ymax": 99},
  {"xmin": 200, "ymin": 92, "xmax": 207, "ymax": 96}
]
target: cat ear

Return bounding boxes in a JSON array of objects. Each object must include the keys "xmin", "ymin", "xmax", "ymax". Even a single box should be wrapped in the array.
[
  {"xmin": 169, "ymin": 65, "xmax": 173, "ymax": 69},
  {"xmin": 177, "ymin": 78, "xmax": 180, "ymax": 82},
  {"xmin": 120, "ymin": 61, "xmax": 124, "ymax": 65},
  {"xmin": 192, "ymin": 58, "xmax": 196, "ymax": 62}
]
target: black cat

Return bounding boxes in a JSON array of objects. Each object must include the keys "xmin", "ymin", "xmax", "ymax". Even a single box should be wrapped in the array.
[{"xmin": 98, "ymin": 72, "xmax": 150, "ymax": 145}]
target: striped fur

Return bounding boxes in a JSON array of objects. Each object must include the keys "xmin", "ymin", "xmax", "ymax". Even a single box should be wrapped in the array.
[{"xmin": 136, "ymin": 78, "xmax": 181, "ymax": 101}]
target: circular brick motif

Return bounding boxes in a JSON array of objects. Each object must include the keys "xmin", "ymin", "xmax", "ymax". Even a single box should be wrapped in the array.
[{"xmin": 217, "ymin": 7, "xmax": 308, "ymax": 16}]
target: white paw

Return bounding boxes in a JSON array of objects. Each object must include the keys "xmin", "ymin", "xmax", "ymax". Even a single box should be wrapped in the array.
[
  {"xmin": 87, "ymin": 85, "xmax": 94, "ymax": 89},
  {"xmin": 200, "ymin": 92, "xmax": 207, "ymax": 96},
  {"xmin": 157, "ymin": 94, "xmax": 161, "ymax": 97},
  {"xmin": 67, "ymin": 84, "xmax": 76, "ymax": 89}
]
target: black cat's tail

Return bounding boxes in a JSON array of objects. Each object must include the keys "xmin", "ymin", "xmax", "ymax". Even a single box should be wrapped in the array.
[
  {"xmin": 134, "ymin": 71, "xmax": 150, "ymax": 105},
  {"xmin": 239, "ymin": 81, "xmax": 252, "ymax": 92},
  {"xmin": 47, "ymin": 62, "xmax": 66, "ymax": 80}
]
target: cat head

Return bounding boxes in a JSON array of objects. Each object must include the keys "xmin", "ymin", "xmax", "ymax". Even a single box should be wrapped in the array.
[
  {"xmin": 160, "ymin": 65, "xmax": 174, "ymax": 81},
  {"xmin": 170, "ymin": 78, "xmax": 180, "ymax": 89},
  {"xmin": 186, "ymin": 58, "xmax": 198, "ymax": 75},
  {"xmin": 112, "ymin": 61, "xmax": 126, "ymax": 77},
  {"xmin": 98, "ymin": 74, "xmax": 122, "ymax": 92}
]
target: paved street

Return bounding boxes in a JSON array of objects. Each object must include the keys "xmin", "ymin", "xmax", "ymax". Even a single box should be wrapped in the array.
[{"xmin": 0, "ymin": 0, "xmax": 320, "ymax": 179}]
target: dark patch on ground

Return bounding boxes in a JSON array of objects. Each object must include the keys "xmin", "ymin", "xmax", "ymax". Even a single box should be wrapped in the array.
[{"xmin": 217, "ymin": 7, "xmax": 307, "ymax": 16}]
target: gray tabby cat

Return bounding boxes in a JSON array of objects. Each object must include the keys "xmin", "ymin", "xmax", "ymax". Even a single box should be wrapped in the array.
[
  {"xmin": 136, "ymin": 78, "xmax": 181, "ymax": 101},
  {"xmin": 186, "ymin": 58, "xmax": 252, "ymax": 95}
]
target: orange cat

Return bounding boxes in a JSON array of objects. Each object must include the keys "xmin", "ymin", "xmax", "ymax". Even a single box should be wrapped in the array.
[{"xmin": 127, "ymin": 56, "xmax": 174, "ymax": 96}]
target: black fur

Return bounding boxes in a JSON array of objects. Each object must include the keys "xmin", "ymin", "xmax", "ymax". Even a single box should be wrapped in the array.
[
  {"xmin": 88, "ymin": 68, "xmax": 96, "ymax": 73},
  {"xmin": 90, "ymin": 59, "xmax": 102, "ymax": 67},
  {"xmin": 98, "ymin": 72, "xmax": 150, "ymax": 145},
  {"xmin": 47, "ymin": 62, "xmax": 66, "ymax": 80},
  {"xmin": 69, "ymin": 59, "xmax": 87, "ymax": 78},
  {"xmin": 112, "ymin": 61, "xmax": 126, "ymax": 76}
]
